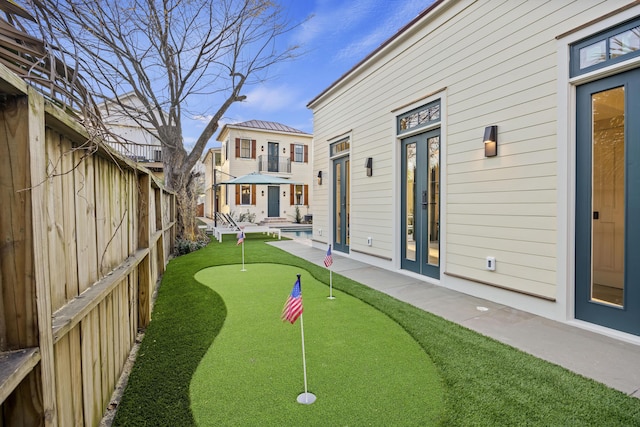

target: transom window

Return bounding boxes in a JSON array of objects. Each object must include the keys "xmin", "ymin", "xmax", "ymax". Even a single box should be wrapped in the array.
[
  {"xmin": 397, "ymin": 100, "xmax": 441, "ymax": 135},
  {"xmin": 571, "ymin": 18, "xmax": 640, "ymax": 77},
  {"xmin": 330, "ymin": 138, "xmax": 350, "ymax": 157}
]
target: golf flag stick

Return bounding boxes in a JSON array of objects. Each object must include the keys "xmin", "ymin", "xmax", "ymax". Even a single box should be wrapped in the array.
[
  {"xmin": 324, "ymin": 245, "xmax": 335, "ymax": 299},
  {"xmin": 237, "ymin": 229, "xmax": 246, "ymax": 271},
  {"xmin": 282, "ymin": 274, "xmax": 316, "ymax": 404},
  {"xmin": 299, "ymin": 314, "xmax": 312, "ymax": 403},
  {"xmin": 328, "ymin": 270, "xmax": 334, "ymax": 299},
  {"xmin": 241, "ymin": 240, "xmax": 246, "ymax": 271}
]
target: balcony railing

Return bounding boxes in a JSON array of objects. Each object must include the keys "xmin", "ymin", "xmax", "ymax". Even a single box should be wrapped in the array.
[
  {"xmin": 112, "ymin": 143, "xmax": 163, "ymax": 163},
  {"xmin": 257, "ymin": 155, "xmax": 291, "ymax": 173}
]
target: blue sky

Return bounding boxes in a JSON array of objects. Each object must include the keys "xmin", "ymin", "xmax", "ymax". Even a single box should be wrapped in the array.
[{"xmin": 188, "ymin": 0, "xmax": 433, "ymax": 150}]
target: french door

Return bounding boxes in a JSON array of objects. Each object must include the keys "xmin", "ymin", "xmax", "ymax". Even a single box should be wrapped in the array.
[
  {"xmin": 333, "ymin": 156, "xmax": 350, "ymax": 253},
  {"xmin": 268, "ymin": 142, "xmax": 279, "ymax": 172},
  {"xmin": 576, "ymin": 69, "xmax": 640, "ymax": 336},
  {"xmin": 401, "ymin": 130, "xmax": 440, "ymax": 278}
]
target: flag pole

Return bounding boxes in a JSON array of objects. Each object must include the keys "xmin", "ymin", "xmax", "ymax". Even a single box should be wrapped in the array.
[
  {"xmin": 325, "ymin": 244, "xmax": 335, "ymax": 300},
  {"xmin": 299, "ymin": 315, "xmax": 310, "ymax": 399},
  {"xmin": 328, "ymin": 269, "xmax": 334, "ymax": 299},
  {"xmin": 295, "ymin": 274, "xmax": 316, "ymax": 405},
  {"xmin": 241, "ymin": 240, "xmax": 246, "ymax": 271}
]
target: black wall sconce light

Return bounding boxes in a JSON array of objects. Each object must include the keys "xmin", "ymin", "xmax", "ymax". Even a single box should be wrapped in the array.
[
  {"xmin": 317, "ymin": 170, "xmax": 323, "ymax": 185},
  {"xmin": 261, "ymin": 145, "xmax": 264, "ymax": 152},
  {"xmin": 282, "ymin": 191, "xmax": 286, "ymax": 197},
  {"xmin": 365, "ymin": 157, "xmax": 373, "ymax": 177},
  {"xmin": 261, "ymin": 190, "xmax": 265, "ymax": 196},
  {"xmin": 282, "ymin": 147, "xmax": 286, "ymax": 154},
  {"xmin": 483, "ymin": 125, "xmax": 498, "ymax": 157}
]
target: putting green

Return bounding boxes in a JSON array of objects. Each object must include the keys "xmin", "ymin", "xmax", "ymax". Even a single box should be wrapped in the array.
[{"xmin": 191, "ymin": 264, "xmax": 444, "ymax": 426}]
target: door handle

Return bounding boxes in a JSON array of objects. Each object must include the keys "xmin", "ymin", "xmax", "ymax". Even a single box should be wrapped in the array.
[
  {"xmin": 422, "ymin": 191, "xmax": 428, "ymax": 208},
  {"xmin": 593, "ymin": 211, "xmax": 599, "ymax": 220}
]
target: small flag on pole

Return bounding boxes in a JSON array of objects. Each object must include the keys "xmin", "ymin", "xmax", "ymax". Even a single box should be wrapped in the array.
[
  {"xmin": 324, "ymin": 244, "xmax": 333, "ymax": 267},
  {"xmin": 237, "ymin": 230, "xmax": 245, "ymax": 245},
  {"xmin": 282, "ymin": 276, "xmax": 303, "ymax": 324}
]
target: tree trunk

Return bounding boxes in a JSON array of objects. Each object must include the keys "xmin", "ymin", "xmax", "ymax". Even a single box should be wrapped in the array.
[{"xmin": 162, "ymin": 139, "xmax": 200, "ymax": 240}]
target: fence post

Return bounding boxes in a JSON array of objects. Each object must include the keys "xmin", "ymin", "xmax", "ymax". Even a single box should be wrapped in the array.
[
  {"xmin": 137, "ymin": 173, "xmax": 152, "ymax": 327},
  {"xmin": 27, "ymin": 87, "xmax": 58, "ymax": 425}
]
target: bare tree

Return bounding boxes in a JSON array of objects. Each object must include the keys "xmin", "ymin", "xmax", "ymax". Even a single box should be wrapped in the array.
[{"xmin": 25, "ymin": 0, "xmax": 302, "ymax": 239}]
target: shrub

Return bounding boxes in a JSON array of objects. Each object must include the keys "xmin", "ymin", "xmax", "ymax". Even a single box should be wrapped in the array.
[{"xmin": 175, "ymin": 235, "xmax": 210, "ymax": 256}]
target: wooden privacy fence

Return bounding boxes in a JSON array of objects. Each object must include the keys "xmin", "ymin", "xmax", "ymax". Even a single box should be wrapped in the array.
[{"xmin": 0, "ymin": 64, "xmax": 176, "ymax": 426}]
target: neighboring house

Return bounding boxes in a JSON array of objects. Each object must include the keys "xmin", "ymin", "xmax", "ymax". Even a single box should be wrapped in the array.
[
  {"xmin": 204, "ymin": 120, "xmax": 313, "ymax": 224},
  {"xmin": 98, "ymin": 92, "xmax": 164, "ymax": 178},
  {"xmin": 203, "ymin": 147, "xmax": 222, "ymax": 220},
  {"xmin": 308, "ymin": 0, "xmax": 640, "ymax": 341}
]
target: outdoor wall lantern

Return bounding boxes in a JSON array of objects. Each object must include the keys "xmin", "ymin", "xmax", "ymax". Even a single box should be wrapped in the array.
[
  {"xmin": 317, "ymin": 170, "xmax": 323, "ymax": 185},
  {"xmin": 483, "ymin": 125, "xmax": 498, "ymax": 157},
  {"xmin": 261, "ymin": 190, "xmax": 265, "ymax": 196},
  {"xmin": 282, "ymin": 147, "xmax": 286, "ymax": 154},
  {"xmin": 283, "ymin": 191, "xmax": 286, "ymax": 197},
  {"xmin": 261, "ymin": 145, "xmax": 264, "ymax": 152},
  {"xmin": 365, "ymin": 157, "xmax": 373, "ymax": 177}
]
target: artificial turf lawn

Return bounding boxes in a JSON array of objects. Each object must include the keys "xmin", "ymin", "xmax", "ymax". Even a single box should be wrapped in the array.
[
  {"xmin": 190, "ymin": 264, "xmax": 443, "ymax": 426},
  {"xmin": 113, "ymin": 234, "xmax": 640, "ymax": 426}
]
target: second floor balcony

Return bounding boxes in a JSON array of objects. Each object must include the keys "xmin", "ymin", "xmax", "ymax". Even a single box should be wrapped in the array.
[{"xmin": 257, "ymin": 155, "xmax": 291, "ymax": 173}]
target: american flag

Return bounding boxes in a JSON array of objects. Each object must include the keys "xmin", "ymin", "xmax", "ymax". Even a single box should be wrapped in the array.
[
  {"xmin": 282, "ymin": 276, "xmax": 303, "ymax": 324},
  {"xmin": 237, "ymin": 230, "xmax": 245, "ymax": 245},
  {"xmin": 324, "ymin": 244, "xmax": 333, "ymax": 267}
]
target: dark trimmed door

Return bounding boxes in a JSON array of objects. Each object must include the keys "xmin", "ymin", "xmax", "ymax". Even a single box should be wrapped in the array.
[
  {"xmin": 268, "ymin": 186, "xmax": 279, "ymax": 218},
  {"xmin": 333, "ymin": 156, "xmax": 349, "ymax": 253},
  {"xmin": 401, "ymin": 130, "xmax": 440, "ymax": 278},
  {"xmin": 576, "ymin": 69, "xmax": 640, "ymax": 335}
]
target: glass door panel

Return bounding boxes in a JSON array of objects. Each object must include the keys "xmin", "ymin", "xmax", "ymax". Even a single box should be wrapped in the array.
[
  {"xmin": 333, "ymin": 156, "xmax": 350, "ymax": 253},
  {"xmin": 335, "ymin": 162, "xmax": 341, "ymax": 246},
  {"xmin": 427, "ymin": 136, "xmax": 440, "ymax": 267},
  {"xmin": 591, "ymin": 87, "xmax": 625, "ymax": 306},
  {"xmin": 268, "ymin": 142, "xmax": 279, "ymax": 172},
  {"xmin": 405, "ymin": 143, "xmax": 417, "ymax": 262}
]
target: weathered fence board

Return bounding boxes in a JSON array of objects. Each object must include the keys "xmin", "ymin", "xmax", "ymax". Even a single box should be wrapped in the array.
[{"xmin": 0, "ymin": 64, "xmax": 176, "ymax": 426}]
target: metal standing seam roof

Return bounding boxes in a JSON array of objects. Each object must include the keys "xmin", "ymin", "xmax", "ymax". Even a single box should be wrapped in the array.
[{"xmin": 230, "ymin": 120, "xmax": 310, "ymax": 135}]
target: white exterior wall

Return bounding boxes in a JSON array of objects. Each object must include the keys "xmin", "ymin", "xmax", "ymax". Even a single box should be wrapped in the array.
[
  {"xmin": 310, "ymin": 0, "xmax": 633, "ymax": 319},
  {"xmin": 217, "ymin": 126, "xmax": 313, "ymax": 223},
  {"xmin": 203, "ymin": 148, "xmax": 220, "ymax": 219}
]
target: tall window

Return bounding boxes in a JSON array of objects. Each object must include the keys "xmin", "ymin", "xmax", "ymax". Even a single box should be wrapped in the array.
[
  {"xmin": 290, "ymin": 143, "xmax": 308, "ymax": 163},
  {"xmin": 235, "ymin": 138, "xmax": 255, "ymax": 159},
  {"xmin": 294, "ymin": 184, "xmax": 304, "ymax": 205},
  {"xmin": 240, "ymin": 138, "xmax": 251, "ymax": 158},
  {"xmin": 241, "ymin": 185, "xmax": 251, "ymax": 205},
  {"xmin": 289, "ymin": 184, "xmax": 308, "ymax": 206}
]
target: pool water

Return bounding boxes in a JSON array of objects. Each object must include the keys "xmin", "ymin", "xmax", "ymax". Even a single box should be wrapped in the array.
[{"xmin": 281, "ymin": 229, "xmax": 313, "ymax": 239}]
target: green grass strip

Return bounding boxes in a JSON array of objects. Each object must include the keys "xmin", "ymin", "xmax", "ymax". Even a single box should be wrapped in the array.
[
  {"xmin": 114, "ymin": 234, "xmax": 640, "ymax": 426},
  {"xmin": 190, "ymin": 264, "xmax": 443, "ymax": 426}
]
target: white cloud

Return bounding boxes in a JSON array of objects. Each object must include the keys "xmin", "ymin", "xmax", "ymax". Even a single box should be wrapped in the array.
[
  {"xmin": 192, "ymin": 114, "xmax": 214, "ymax": 124},
  {"xmin": 243, "ymin": 85, "xmax": 304, "ymax": 111}
]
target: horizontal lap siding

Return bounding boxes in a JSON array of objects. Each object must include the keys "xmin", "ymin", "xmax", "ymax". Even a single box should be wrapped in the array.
[
  {"xmin": 441, "ymin": 1, "xmax": 567, "ymax": 298},
  {"xmin": 312, "ymin": 0, "xmax": 621, "ymax": 296}
]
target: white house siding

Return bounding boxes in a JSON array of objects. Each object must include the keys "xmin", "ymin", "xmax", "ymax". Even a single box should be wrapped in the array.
[{"xmin": 310, "ymin": 1, "xmax": 630, "ymax": 302}]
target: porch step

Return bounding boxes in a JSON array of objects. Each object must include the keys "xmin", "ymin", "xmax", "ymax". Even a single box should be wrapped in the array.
[{"xmin": 259, "ymin": 217, "xmax": 291, "ymax": 226}]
